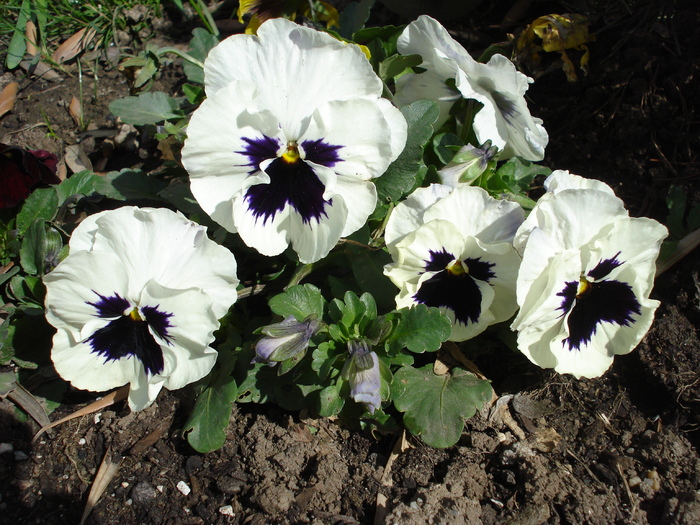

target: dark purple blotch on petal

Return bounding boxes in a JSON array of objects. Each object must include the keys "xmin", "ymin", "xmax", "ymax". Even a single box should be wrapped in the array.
[
  {"xmin": 415, "ymin": 254, "xmax": 496, "ymax": 326},
  {"xmin": 85, "ymin": 292, "xmax": 173, "ymax": 376},
  {"xmin": 237, "ymin": 135, "xmax": 281, "ymax": 174},
  {"xmin": 301, "ymin": 139, "xmax": 342, "ymax": 167},
  {"xmin": 557, "ymin": 254, "xmax": 641, "ymax": 351}
]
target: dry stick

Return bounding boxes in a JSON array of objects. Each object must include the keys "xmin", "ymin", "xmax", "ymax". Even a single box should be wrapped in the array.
[
  {"xmin": 7, "ymin": 382, "xmax": 51, "ymax": 429},
  {"xmin": 79, "ymin": 448, "xmax": 123, "ymax": 525},
  {"xmin": 31, "ymin": 385, "xmax": 129, "ymax": 444}
]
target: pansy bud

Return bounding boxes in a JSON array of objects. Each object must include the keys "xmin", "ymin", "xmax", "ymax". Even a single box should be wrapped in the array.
[
  {"xmin": 438, "ymin": 141, "xmax": 498, "ymax": 187},
  {"xmin": 343, "ymin": 339, "xmax": 381, "ymax": 414},
  {"xmin": 255, "ymin": 316, "xmax": 321, "ymax": 364}
]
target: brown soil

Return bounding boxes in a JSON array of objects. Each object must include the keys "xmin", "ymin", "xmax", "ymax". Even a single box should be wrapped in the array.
[{"xmin": 1, "ymin": 1, "xmax": 700, "ymax": 524}]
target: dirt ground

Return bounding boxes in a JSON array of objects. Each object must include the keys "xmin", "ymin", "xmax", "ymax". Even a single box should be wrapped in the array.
[{"xmin": 1, "ymin": 1, "xmax": 699, "ymax": 524}]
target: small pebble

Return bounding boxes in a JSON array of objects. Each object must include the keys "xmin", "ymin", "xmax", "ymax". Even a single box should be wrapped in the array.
[
  {"xmin": 157, "ymin": 485, "xmax": 164, "ymax": 493},
  {"xmin": 121, "ymin": 482, "xmax": 129, "ymax": 488},
  {"xmin": 176, "ymin": 481, "xmax": 191, "ymax": 496},
  {"xmin": 219, "ymin": 505, "xmax": 235, "ymax": 516},
  {"xmin": 14, "ymin": 451, "xmax": 28, "ymax": 461},
  {"xmin": 94, "ymin": 413, "xmax": 101, "ymax": 424},
  {"xmin": 78, "ymin": 438, "xmax": 86, "ymax": 445},
  {"xmin": 0, "ymin": 443, "xmax": 13, "ymax": 454}
]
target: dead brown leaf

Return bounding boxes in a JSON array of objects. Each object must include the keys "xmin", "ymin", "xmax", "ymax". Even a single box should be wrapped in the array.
[
  {"xmin": 69, "ymin": 96, "xmax": 83, "ymax": 126},
  {"xmin": 19, "ymin": 59, "xmax": 62, "ymax": 82},
  {"xmin": 64, "ymin": 143, "xmax": 93, "ymax": 173},
  {"xmin": 0, "ymin": 82, "xmax": 19, "ymax": 118},
  {"xmin": 25, "ymin": 20, "xmax": 38, "ymax": 56},
  {"xmin": 52, "ymin": 27, "xmax": 98, "ymax": 64}
]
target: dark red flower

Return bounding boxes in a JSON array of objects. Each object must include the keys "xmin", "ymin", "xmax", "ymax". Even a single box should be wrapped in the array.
[{"xmin": 0, "ymin": 143, "xmax": 60, "ymax": 209}]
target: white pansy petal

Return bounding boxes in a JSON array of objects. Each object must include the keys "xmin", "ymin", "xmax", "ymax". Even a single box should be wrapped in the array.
[
  {"xmin": 398, "ymin": 15, "xmax": 468, "ymax": 79},
  {"xmin": 44, "ymin": 250, "xmax": 131, "ymax": 331},
  {"xmin": 514, "ymin": 189, "xmax": 627, "ymax": 253},
  {"xmin": 204, "ymin": 18, "xmax": 381, "ymax": 137},
  {"xmin": 303, "ymin": 99, "xmax": 399, "ymax": 181},
  {"xmin": 51, "ymin": 329, "xmax": 137, "ymax": 393},
  {"xmin": 385, "ymin": 184, "xmax": 453, "ymax": 251},
  {"xmin": 425, "ymin": 185, "xmax": 524, "ymax": 243},
  {"xmin": 127, "ymin": 374, "xmax": 166, "ymax": 412},
  {"xmin": 394, "ymin": 72, "xmax": 459, "ymax": 129},
  {"xmin": 449, "ymin": 279, "xmax": 495, "ymax": 341},
  {"xmin": 289, "ymin": 196, "xmax": 348, "ymax": 264},
  {"xmin": 76, "ymin": 207, "xmax": 238, "ymax": 317},
  {"xmin": 376, "ymin": 98, "xmax": 409, "ymax": 163},
  {"xmin": 332, "ymin": 177, "xmax": 376, "ymax": 238},
  {"xmin": 233, "ymin": 194, "xmax": 291, "ymax": 257},
  {"xmin": 544, "ymin": 170, "xmax": 616, "ymax": 195}
]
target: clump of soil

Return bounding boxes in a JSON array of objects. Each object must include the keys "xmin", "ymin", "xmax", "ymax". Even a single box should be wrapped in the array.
[{"xmin": 2, "ymin": 1, "xmax": 700, "ymax": 524}]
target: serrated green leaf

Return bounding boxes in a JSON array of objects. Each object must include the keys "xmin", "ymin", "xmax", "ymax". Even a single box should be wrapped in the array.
[
  {"xmin": 392, "ymin": 365, "xmax": 492, "ymax": 448},
  {"xmin": 269, "ymin": 284, "xmax": 324, "ymax": 321},
  {"xmin": 389, "ymin": 305, "xmax": 451, "ymax": 353},
  {"xmin": 375, "ymin": 100, "xmax": 439, "ymax": 204},
  {"xmin": 109, "ymin": 92, "xmax": 182, "ymax": 125},
  {"xmin": 340, "ymin": 290, "xmax": 364, "ymax": 329},
  {"xmin": 16, "ymin": 188, "xmax": 58, "ymax": 234}
]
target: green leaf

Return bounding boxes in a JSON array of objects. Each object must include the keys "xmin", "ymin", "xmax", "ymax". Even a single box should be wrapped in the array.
[
  {"xmin": 388, "ymin": 305, "xmax": 452, "ymax": 354},
  {"xmin": 348, "ymin": 246, "xmax": 396, "ymax": 312},
  {"xmin": 269, "ymin": 284, "xmax": 324, "ymax": 321},
  {"xmin": 109, "ymin": 92, "xmax": 183, "ymax": 125},
  {"xmin": 432, "ymin": 132, "xmax": 463, "ymax": 165},
  {"xmin": 56, "ymin": 170, "xmax": 110, "ymax": 204},
  {"xmin": 19, "ymin": 220, "xmax": 46, "ymax": 275},
  {"xmin": 103, "ymin": 169, "xmax": 167, "ymax": 201},
  {"xmin": 375, "ymin": 100, "xmax": 440, "ymax": 205},
  {"xmin": 183, "ymin": 28, "xmax": 219, "ymax": 84},
  {"xmin": 183, "ymin": 350, "xmax": 238, "ymax": 453},
  {"xmin": 379, "ymin": 53, "xmax": 422, "ymax": 82},
  {"xmin": 6, "ymin": 0, "xmax": 30, "ymax": 69},
  {"xmin": 16, "ymin": 188, "xmax": 58, "ymax": 234},
  {"xmin": 392, "ymin": 365, "xmax": 492, "ymax": 448},
  {"xmin": 317, "ymin": 383, "xmax": 345, "ymax": 416},
  {"xmin": 0, "ymin": 312, "xmax": 17, "ymax": 366},
  {"xmin": 338, "ymin": 0, "xmax": 375, "ymax": 40}
]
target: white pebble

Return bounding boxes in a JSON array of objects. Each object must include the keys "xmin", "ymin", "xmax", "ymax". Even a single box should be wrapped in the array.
[
  {"xmin": 78, "ymin": 438, "xmax": 86, "ymax": 445},
  {"xmin": 219, "ymin": 505, "xmax": 235, "ymax": 516},
  {"xmin": 157, "ymin": 485, "xmax": 164, "ymax": 493},
  {"xmin": 14, "ymin": 451, "xmax": 28, "ymax": 461},
  {"xmin": 94, "ymin": 413, "xmax": 101, "ymax": 424},
  {"xmin": 176, "ymin": 481, "xmax": 191, "ymax": 496},
  {"xmin": 0, "ymin": 443, "xmax": 13, "ymax": 454},
  {"xmin": 121, "ymin": 482, "xmax": 129, "ymax": 488}
]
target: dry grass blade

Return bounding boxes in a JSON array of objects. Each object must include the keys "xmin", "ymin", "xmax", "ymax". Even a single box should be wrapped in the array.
[
  {"xmin": 52, "ymin": 27, "xmax": 98, "ymax": 64},
  {"xmin": 6, "ymin": 382, "xmax": 51, "ymax": 429},
  {"xmin": 25, "ymin": 20, "xmax": 38, "ymax": 56},
  {"xmin": 80, "ymin": 448, "xmax": 123, "ymax": 525},
  {"xmin": 0, "ymin": 82, "xmax": 19, "ymax": 118},
  {"xmin": 31, "ymin": 385, "xmax": 129, "ymax": 444},
  {"xmin": 374, "ymin": 430, "xmax": 411, "ymax": 525}
]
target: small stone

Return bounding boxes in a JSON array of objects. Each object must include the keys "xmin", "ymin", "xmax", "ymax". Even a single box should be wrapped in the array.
[
  {"xmin": 78, "ymin": 438, "xmax": 86, "ymax": 445},
  {"xmin": 219, "ymin": 505, "xmax": 235, "ymax": 516},
  {"xmin": 131, "ymin": 481, "xmax": 156, "ymax": 506},
  {"xmin": 94, "ymin": 413, "xmax": 101, "ymax": 424},
  {"xmin": 121, "ymin": 482, "xmax": 129, "ymax": 488},
  {"xmin": 0, "ymin": 443, "xmax": 13, "ymax": 454},
  {"xmin": 176, "ymin": 481, "xmax": 191, "ymax": 496},
  {"xmin": 14, "ymin": 451, "xmax": 28, "ymax": 461}
]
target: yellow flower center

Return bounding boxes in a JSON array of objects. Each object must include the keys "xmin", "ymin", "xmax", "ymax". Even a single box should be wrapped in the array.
[
  {"xmin": 447, "ymin": 260, "xmax": 467, "ymax": 276},
  {"xmin": 282, "ymin": 141, "xmax": 300, "ymax": 164},
  {"xmin": 129, "ymin": 307, "xmax": 144, "ymax": 321},
  {"xmin": 576, "ymin": 277, "xmax": 590, "ymax": 297}
]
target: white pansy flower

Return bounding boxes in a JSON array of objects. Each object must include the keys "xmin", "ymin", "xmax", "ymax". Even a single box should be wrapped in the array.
[
  {"xmin": 396, "ymin": 15, "xmax": 548, "ymax": 161},
  {"xmin": 44, "ymin": 207, "xmax": 239, "ymax": 411},
  {"xmin": 511, "ymin": 171, "xmax": 668, "ymax": 378},
  {"xmin": 182, "ymin": 18, "xmax": 407, "ymax": 264},
  {"xmin": 384, "ymin": 185, "xmax": 524, "ymax": 341}
]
